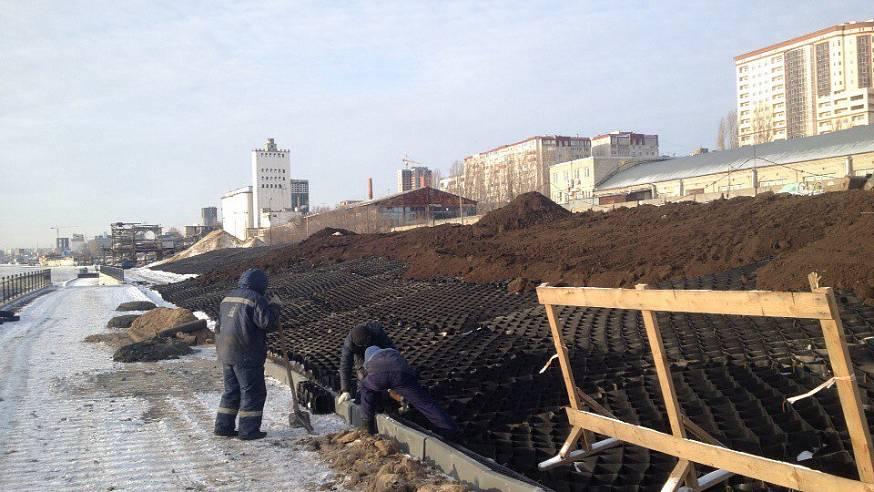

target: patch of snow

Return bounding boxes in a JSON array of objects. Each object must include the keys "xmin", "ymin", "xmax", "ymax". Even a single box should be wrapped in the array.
[{"xmin": 0, "ymin": 276, "xmax": 346, "ymax": 491}]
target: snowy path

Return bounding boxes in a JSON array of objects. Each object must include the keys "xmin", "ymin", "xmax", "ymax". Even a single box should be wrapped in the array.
[{"xmin": 0, "ymin": 278, "xmax": 346, "ymax": 491}]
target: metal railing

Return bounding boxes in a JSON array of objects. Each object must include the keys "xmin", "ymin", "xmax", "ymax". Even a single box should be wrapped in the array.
[
  {"xmin": 1, "ymin": 269, "xmax": 52, "ymax": 305},
  {"xmin": 98, "ymin": 265, "xmax": 124, "ymax": 282}
]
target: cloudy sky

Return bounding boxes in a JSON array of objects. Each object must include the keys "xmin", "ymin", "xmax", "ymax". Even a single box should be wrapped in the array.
[{"xmin": 1, "ymin": 1, "xmax": 872, "ymax": 249}]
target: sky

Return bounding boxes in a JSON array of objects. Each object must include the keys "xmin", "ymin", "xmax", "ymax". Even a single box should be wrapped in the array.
[{"xmin": 1, "ymin": 1, "xmax": 872, "ymax": 249}]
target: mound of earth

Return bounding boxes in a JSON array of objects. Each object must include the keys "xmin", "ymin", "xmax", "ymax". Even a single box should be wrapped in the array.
[
  {"xmin": 241, "ymin": 237, "xmax": 266, "ymax": 248},
  {"xmin": 302, "ymin": 429, "xmax": 467, "ymax": 491},
  {"xmin": 112, "ymin": 337, "xmax": 193, "ymax": 363},
  {"xmin": 84, "ymin": 332, "xmax": 133, "ymax": 349},
  {"xmin": 128, "ymin": 307, "xmax": 198, "ymax": 342},
  {"xmin": 154, "ymin": 229, "xmax": 243, "ymax": 266},
  {"xmin": 477, "ymin": 192, "xmax": 571, "ymax": 232},
  {"xmin": 116, "ymin": 301, "xmax": 157, "ymax": 312},
  {"xmin": 106, "ymin": 314, "xmax": 140, "ymax": 329},
  {"xmin": 756, "ymin": 212, "xmax": 874, "ymax": 300},
  {"xmin": 184, "ymin": 190, "xmax": 874, "ymax": 299}
]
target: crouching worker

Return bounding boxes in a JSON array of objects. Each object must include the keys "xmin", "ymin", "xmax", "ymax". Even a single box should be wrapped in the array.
[
  {"xmin": 359, "ymin": 346, "xmax": 460, "ymax": 440},
  {"xmin": 337, "ymin": 320, "xmax": 395, "ymax": 404},
  {"xmin": 214, "ymin": 268, "xmax": 281, "ymax": 440}
]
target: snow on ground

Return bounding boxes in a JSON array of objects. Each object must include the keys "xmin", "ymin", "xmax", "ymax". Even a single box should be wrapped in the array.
[
  {"xmin": 126, "ymin": 267, "xmax": 197, "ymax": 286},
  {"xmin": 0, "ymin": 277, "xmax": 347, "ymax": 491}
]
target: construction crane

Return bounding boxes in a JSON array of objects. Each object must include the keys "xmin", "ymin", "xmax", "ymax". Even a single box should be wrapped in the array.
[
  {"xmin": 402, "ymin": 155, "xmax": 425, "ymax": 168},
  {"xmin": 50, "ymin": 225, "xmax": 78, "ymax": 253},
  {"xmin": 50, "ymin": 225, "xmax": 78, "ymax": 241}
]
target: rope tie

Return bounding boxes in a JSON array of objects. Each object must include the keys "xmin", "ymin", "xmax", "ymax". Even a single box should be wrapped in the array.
[
  {"xmin": 539, "ymin": 354, "xmax": 559, "ymax": 374},
  {"xmin": 784, "ymin": 375, "xmax": 855, "ymax": 410}
]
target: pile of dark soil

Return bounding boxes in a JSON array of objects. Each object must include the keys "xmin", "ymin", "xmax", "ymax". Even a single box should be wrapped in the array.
[
  {"xmin": 477, "ymin": 191, "xmax": 571, "ymax": 232},
  {"xmin": 173, "ymin": 190, "xmax": 874, "ymax": 299},
  {"xmin": 302, "ymin": 429, "xmax": 466, "ymax": 492},
  {"xmin": 106, "ymin": 314, "xmax": 140, "ymax": 329},
  {"xmin": 112, "ymin": 337, "xmax": 193, "ymax": 363},
  {"xmin": 116, "ymin": 301, "xmax": 157, "ymax": 312},
  {"xmin": 757, "ymin": 212, "xmax": 874, "ymax": 301}
]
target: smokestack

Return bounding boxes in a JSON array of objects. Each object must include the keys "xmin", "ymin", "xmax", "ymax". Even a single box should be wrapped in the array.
[{"xmin": 368, "ymin": 178, "xmax": 373, "ymax": 200}]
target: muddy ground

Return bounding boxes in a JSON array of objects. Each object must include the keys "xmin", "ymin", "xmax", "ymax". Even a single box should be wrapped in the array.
[{"xmin": 171, "ymin": 190, "xmax": 874, "ymax": 299}]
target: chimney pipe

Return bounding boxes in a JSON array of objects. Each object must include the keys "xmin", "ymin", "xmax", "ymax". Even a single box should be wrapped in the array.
[{"xmin": 368, "ymin": 178, "xmax": 373, "ymax": 200}]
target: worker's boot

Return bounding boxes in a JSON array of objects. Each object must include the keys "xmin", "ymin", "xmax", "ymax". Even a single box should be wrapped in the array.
[{"xmin": 239, "ymin": 431, "xmax": 267, "ymax": 441}]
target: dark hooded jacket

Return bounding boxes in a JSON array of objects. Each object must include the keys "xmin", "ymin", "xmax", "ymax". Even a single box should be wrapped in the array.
[
  {"xmin": 216, "ymin": 269, "xmax": 280, "ymax": 366},
  {"xmin": 339, "ymin": 321, "xmax": 395, "ymax": 392}
]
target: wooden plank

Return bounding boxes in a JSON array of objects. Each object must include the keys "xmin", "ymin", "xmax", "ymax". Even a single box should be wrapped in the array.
[
  {"xmin": 637, "ymin": 284, "xmax": 697, "ymax": 489},
  {"xmin": 683, "ymin": 415, "xmax": 725, "ymax": 447},
  {"xmin": 662, "ymin": 460, "xmax": 692, "ymax": 492},
  {"xmin": 558, "ymin": 425, "xmax": 584, "ymax": 458},
  {"xmin": 536, "ymin": 285, "xmax": 832, "ymax": 319},
  {"xmin": 816, "ymin": 286, "xmax": 874, "ymax": 483},
  {"xmin": 566, "ymin": 408, "xmax": 874, "ymax": 492},
  {"xmin": 544, "ymin": 304, "xmax": 581, "ymax": 411}
]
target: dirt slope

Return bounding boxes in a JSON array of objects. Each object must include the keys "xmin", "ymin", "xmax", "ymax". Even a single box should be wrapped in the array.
[{"xmin": 191, "ymin": 191, "xmax": 874, "ymax": 296}]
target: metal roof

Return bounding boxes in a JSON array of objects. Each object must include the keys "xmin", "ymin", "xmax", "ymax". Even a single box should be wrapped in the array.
[{"xmin": 598, "ymin": 125, "xmax": 874, "ymax": 191}]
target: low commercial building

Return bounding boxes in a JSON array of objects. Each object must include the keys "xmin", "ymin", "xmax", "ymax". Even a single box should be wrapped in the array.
[
  {"xmin": 589, "ymin": 125, "xmax": 874, "ymax": 207},
  {"xmin": 269, "ymin": 187, "xmax": 477, "ymax": 244},
  {"xmin": 549, "ymin": 157, "xmax": 641, "ymax": 205},
  {"xmin": 220, "ymin": 186, "xmax": 254, "ymax": 240}
]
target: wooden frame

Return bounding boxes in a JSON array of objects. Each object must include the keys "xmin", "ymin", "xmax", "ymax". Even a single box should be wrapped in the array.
[{"xmin": 536, "ymin": 279, "xmax": 874, "ymax": 492}]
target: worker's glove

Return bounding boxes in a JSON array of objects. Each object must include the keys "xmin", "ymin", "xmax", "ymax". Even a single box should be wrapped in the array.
[
  {"xmin": 269, "ymin": 294, "xmax": 283, "ymax": 306},
  {"xmin": 336, "ymin": 391, "xmax": 352, "ymax": 404}
]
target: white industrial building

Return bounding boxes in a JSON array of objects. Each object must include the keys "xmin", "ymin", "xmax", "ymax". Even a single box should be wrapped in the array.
[
  {"xmin": 220, "ymin": 138, "xmax": 297, "ymax": 241},
  {"xmin": 220, "ymin": 186, "xmax": 254, "ymax": 240},
  {"xmin": 251, "ymin": 138, "xmax": 292, "ymax": 228}
]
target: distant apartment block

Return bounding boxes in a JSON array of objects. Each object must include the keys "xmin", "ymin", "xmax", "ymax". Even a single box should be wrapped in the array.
[
  {"xmin": 438, "ymin": 174, "xmax": 466, "ymax": 195},
  {"xmin": 591, "ymin": 132, "xmax": 659, "ymax": 159},
  {"xmin": 290, "ymin": 179, "xmax": 310, "ymax": 213},
  {"xmin": 462, "ymin": 136, "xmax": 591, "ymax": 206},
  {"xmin": 397, "ymin": 166, "xmax": 433, "ymax": 193},
  {"xmin": 735, "ymin": 20, "xmax": 874, "ymax": 145}
]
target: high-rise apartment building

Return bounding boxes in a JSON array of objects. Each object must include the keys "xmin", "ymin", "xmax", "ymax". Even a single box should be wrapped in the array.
[
  {"xmin": 463, "ymin": 136, "xmax": 591, "ymax": 206},
  {"xmin": 397, "ymin": 166, "xmax": 433, "ymax": 193},
  {"xmin": 591, "ymin": 132, "xmax": 660, "ymax": 159},
  {"xmin": 290, "ymin": 179, "xmax": 310, "ymax": 213},
  {"xmin": 251, "ymin": 138, "xmax": 292, "ymax": 228},
  {"xmin": 735, "ymin": 20, "xmax": 874, "ymax": 145}
]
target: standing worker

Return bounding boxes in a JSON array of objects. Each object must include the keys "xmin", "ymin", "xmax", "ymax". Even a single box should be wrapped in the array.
[
  {"xmin": 214, "ymin": 268, "xmax": 282, "ymax": 440},
  {"xmin": 359, "ymin": 346, "xmax": 460, "ymax": 439},
  {"xmin": 336, "ymin": 320, "xmax": 395, "ymax": 404}
]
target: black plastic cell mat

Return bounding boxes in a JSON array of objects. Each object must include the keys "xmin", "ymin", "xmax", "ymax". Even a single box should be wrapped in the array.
[{"xmin": 155, "ymin": 258, "xmax": 874, "ymax": 490}]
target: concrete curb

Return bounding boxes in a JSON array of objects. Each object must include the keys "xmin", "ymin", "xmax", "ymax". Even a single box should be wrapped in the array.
[{"xmin": 264, "ymin": 359, "xmax": 549, "ymax": 492}]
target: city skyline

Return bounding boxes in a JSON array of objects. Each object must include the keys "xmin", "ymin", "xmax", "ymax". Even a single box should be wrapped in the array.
[{"xmin": 1, "ymin": 1, "xmax": 873, "ymax": 249}]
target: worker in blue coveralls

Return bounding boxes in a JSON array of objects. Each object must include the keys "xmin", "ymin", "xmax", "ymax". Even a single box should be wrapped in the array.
[
  {"xmin": 336, "ymin": 320, "xmax": 396, "ymax": 404},
  {"xmin": 214, "ymin": 268, "xmax": 281, "ymax": 440},
  {"xmin": 359, "ymin": 345, "xmax": 460, "ymax": 439}
]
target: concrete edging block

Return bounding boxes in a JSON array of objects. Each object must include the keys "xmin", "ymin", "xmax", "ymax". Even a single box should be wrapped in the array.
[
  {"xmin": 376, "ymin": 415, "xmax": 427, "ymax": 459},
  {"xmin": 262, "ymin": 360, "xmax": 548, "ymax": 491},
  {"xmin": 423, "ymin": 435, "xmax": 547, "ymax": 492}
]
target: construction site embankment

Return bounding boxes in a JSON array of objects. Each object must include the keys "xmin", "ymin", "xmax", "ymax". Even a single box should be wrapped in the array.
[{"xmin": 150, "ymin": 189, "xmax": 874, "ymax": 490}]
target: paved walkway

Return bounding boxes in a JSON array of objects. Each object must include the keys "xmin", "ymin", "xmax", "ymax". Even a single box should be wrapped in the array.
[{"xmin": 0, "ymin": 278, "xmax": 345, "ymax": 491}]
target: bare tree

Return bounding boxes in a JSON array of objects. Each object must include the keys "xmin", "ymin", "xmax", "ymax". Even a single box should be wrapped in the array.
[
  {"xmin": 751, "ymin": 104, "xmax": 773, "ymax": 145},
  {"xmin": 716, "ymin": 110, "xmax": 739, "ymax": 150}
]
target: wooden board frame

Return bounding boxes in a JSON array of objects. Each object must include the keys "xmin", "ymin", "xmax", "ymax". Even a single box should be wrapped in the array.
[{"xmin": 536, "ymin": 281, "xmax": 874, "ymax": 491}]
